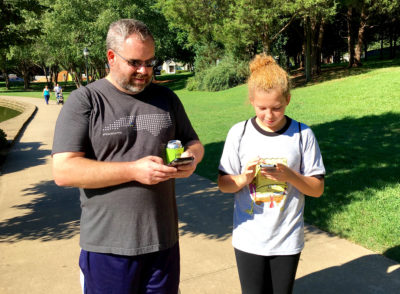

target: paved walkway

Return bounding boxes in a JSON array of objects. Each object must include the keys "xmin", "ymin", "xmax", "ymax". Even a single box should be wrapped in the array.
[{"xmin": 1, "ymin": 96, "xmax": 400, "ymax": 293}]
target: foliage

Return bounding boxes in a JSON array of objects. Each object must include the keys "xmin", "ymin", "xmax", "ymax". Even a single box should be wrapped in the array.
[
  {"xmin": 0, "ymin": 0, "xmax": 43, "ymax": 50},
  {"xmin": 187, "ymin": 55, "xmax": 249, "ymax": 91}
]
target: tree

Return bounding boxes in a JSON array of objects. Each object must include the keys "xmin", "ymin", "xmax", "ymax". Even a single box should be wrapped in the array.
[
  {"xmin": 297, "ymin": 0, "xmax": 336, "ymax": 81},
  {"xmin": 0, "ymin": 0, "xmax": 43, "ymax": 89},
  {"xmin": 0, "ymin": 0, "xmax": 42, "ymax": 50}
]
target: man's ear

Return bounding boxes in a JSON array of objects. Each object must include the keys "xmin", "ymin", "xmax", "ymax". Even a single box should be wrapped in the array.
[{"xmin": 107, "ymin": 49, "xmax": 116, "ymax": 66}]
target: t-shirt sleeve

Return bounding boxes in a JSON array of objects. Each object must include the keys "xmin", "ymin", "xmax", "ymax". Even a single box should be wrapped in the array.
[
  {"xmin": 301, "ymin": 126, "xmax": 326, "ymax": 177},
  {"xmin": 218, "ymin": 122, "xmax": 244, "ymax": 176},
  {"xmin": 170, "ymin": 93, "xmax": 199, "ymax": 145},
  {"xmin": 52, "ymin": 87, "xmax": 92, "ymax": 155}
]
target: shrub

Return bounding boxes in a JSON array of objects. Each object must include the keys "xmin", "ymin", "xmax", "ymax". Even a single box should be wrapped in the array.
[
  {"xmin": 187, "ymin": 56, "xmax": 249, "ymax": 92},
  {"xmin": 0, "ymin": 128, "xmax": 8, "ymax": 149}
]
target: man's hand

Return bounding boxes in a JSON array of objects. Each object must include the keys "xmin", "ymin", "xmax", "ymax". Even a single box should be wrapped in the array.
[{"xmin": 131, "ymin": 156, "xmax": 177, "ymax": 185}]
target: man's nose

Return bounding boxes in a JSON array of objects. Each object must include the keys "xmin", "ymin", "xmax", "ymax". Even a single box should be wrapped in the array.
[{"xmin": 136, "ymin": 65, "xmax": 147, "ymax": 74}]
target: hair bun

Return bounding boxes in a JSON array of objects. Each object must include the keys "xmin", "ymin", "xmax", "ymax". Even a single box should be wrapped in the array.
[{"xmin": 249, "ymin": 53, "xmax": 276, "ymax": 73}]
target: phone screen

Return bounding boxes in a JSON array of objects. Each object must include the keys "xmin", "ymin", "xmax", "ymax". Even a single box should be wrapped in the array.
[{"xmin": 260, "ymin": 164, "xmax": 276, "ymax": 171}]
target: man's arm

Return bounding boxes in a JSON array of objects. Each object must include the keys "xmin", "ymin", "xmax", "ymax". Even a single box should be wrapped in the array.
[{"xmin": 52, "ymin": 152, "xmax": 178, "ymax": 189}]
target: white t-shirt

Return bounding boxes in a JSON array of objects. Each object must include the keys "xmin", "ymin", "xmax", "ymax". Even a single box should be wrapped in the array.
[
  {"xmin": 219, "ymin": 116, "xmax": 325, "ymax": 256},
  {"xmin": 54, "ymin": 85, "xmax": 61, "ymax": 94}
]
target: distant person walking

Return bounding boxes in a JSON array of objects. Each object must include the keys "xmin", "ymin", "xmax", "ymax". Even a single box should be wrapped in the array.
[
  {"xmin": 218, "ymin": 53, "xmax": 326, "ymax": 294},
  {"xmin": 53, "ymin": 83, "xmax": 62, "ymax": 98},
  {"xmin": 43, "ymin": 86, "xmax": 50, "ymax": 105}
]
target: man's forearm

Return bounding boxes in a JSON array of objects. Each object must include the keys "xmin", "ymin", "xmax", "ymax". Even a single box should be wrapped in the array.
[{"xmin": 52, "ymin": 153, "xmax": 135, "ymax": 189}]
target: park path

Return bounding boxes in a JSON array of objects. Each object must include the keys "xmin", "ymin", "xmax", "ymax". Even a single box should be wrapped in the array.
[{"xmin": 1, "ymin": 95, "xmax": 400, "ymax": 293}]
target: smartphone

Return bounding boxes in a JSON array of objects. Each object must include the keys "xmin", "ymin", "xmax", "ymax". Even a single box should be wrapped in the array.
[
  {"xmin": 259, "ymin": 163, "xmax": 277, "ymax": 171},
  {"xmin": 168, "ymin": 156, "xmax": 194, "ymax": 167}
]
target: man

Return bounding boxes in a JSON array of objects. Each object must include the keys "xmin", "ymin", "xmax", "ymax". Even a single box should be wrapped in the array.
[
  {"xmin": 52, "ymin": 19, "xmax": 204, "ymax": 294},
  {"xmin": 53, "ymin": 83, "xmax": 62, "ymax": 97}
]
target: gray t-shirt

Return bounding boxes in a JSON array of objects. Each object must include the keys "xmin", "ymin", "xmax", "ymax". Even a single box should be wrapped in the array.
[
  {"xmin": 219, "ymin": 117, "xmax": 325, "ymax": 256},
  {"xmin": 52, "ymin": 79, "xmax": 199, "ymax": 256}
]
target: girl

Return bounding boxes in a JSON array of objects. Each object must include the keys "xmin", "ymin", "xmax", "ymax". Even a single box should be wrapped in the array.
[{"xmin": 218, "ymin": 54, "xmax": 325, "ymax": 294}]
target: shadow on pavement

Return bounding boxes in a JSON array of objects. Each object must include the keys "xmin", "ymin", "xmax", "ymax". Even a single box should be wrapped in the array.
[
  {"xmin": 0, "ymin": 180, "xmax": 80, "ymax": 243},
  {"xmin": 294, "ymin": 254, "xmax": 400, "ymax": 294},
  {"xmin": 176, "ymin": 176, "xmax": 233, "ymax": 241},
  {"xmin": 0, "ymin": 142, "xmax": 50, "ymax": 174}
]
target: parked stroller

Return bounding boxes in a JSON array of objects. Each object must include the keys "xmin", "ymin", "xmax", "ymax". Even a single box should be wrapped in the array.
[{"xmin": 56, "ymin": 92, "xmax": 64, "ymax": 105}]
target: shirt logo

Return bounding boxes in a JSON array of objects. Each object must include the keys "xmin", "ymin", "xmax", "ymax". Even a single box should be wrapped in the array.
[{"xmin": 103, "ymin": 113, "xmax": 172, "ymax": 136}]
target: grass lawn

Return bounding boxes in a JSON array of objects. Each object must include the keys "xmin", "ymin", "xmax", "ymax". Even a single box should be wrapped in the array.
[{"xmin": 1, "ymin": 61, "xmax": 399, "ymax": 262}]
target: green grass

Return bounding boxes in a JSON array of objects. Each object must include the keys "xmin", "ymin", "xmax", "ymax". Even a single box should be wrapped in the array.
[
  {"xmin": 1, "ymin": 61, "xmax": 399, "ymax": 262},
  {"xmin": 0, "ymin": 106, "xmax": 21, "ymax": 123}
]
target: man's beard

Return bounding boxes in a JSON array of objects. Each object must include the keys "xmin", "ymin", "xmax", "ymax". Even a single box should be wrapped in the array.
[{"xmin": 117, "ymin": 73, "xmax": 152, "ymax": 94}]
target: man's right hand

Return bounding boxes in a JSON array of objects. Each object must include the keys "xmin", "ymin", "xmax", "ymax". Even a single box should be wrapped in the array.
[{"xmin": 130, "ymin": 156, "xmax": 177, "ymax": 185}]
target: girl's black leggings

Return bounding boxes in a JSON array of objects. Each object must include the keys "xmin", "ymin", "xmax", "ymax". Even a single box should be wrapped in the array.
[{"xmin": 234, "ymin": 249, "xmax": 301, "ymax": 294}]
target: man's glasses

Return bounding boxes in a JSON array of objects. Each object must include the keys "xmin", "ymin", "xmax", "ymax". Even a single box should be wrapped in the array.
[{"xmin": 113, "ymin": 50, "xmax": 157, "ymax": 68}]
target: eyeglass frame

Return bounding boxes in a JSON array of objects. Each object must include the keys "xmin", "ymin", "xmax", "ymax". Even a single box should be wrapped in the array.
[{"xmin": 112, "ymin": 50, "xmax": 157, "ymax": 68}]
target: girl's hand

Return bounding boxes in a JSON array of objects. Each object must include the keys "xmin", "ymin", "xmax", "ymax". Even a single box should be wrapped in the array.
[
  {"xmin": 260, "ymin": 163, "xmax": 295, "ymax": 182},
  {"xmin": 241, "ymin": 157, "xmax": 260, "ymax": 186}
]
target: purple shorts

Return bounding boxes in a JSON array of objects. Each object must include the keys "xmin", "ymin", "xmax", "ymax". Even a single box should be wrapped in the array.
[{"xmin": 79, "ymin": 242, "xmax": 180, "ymax": 294}]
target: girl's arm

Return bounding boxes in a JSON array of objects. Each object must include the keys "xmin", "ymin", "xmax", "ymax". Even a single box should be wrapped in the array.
[
  {"xmin": 218, "ymin": 158, "xmax": 259, "ymax": 193},
  {"xmin": 261, "ymin": 164, "xmax": 324, "ymax": 197}
]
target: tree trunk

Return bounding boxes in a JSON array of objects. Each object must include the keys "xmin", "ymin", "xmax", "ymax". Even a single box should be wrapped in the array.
[
  {"xmin": 22, "ymin": 69, "xmax": 29, "ymax": 90},
  {"xmin": 40, "ymin": 64, "xmax": 49, "ymax": 85},
  {"xmin": 20, "ymin": 61, "xmax": 30, "ymax": 90},
  {"xmin": 1, "ymin": 68, "xmax": 10, "ymax": 89},
  {"xmin": 53, "ymin": 65, "xmax": 59, "ymax": 85},
  {"xmin": 311, "ymin": 19, "xmax": 318, "ymax": 74},
  {"xmin": 364, "ymin": 41, "xmax": 368, "ymax": 61},
  {"xmin": 354, "ymin": 4, "xmax": 367, "ymax": 66},
  {"xmin": 261, "ymin": 24, "xmax": 271, "ymax": 54},
  {"xmin": 389, "ymin": 22, "xmax": 394, "ymax": 58},
  {"xmin": 347, "ymin": 6, "xmax": 356, "ymax": 67},
  {"xmin": 315, "ymin": 18, "xmax": 325, "ymax": 75},
  {"xmin": 305, "ymin": 17, "xmax": 312, "ymax": 82},
  {"xmin": 5, "ymin": 73, "xmax": 10, "ymax": 89},
  {"xmin": 69, "ymin": 67, "xmax": 81, "ymax": 88}
]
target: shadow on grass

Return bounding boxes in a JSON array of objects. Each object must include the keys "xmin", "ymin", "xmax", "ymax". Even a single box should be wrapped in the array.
[
  {"xmin": 306, "ymin": 112, "xmax": 400, "ymax": 222},
  {"xmin": 306, "ymin": 112, "xmax": 400, "ymax": 261},
  {"xmin": 154, "ymin": 73, "xmax": 193, "ymax": 92},
  {"xmin": 0, "ymin": 180, "xmax": 80, "ymax": 243}
]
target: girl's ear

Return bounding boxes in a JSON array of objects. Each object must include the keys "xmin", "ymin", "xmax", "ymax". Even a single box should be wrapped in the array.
[{"xmin": 286, "ymin": 94, "xmax": 291, "ymax": 105}]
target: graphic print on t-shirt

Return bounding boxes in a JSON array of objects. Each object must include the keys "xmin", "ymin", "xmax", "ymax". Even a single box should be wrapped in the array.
[
  {"xmin": 247, "ymin": 158, "xmax": 288, "ymax": 214},
  {"xmin": 102, "ymin": 113, "xmax": 172, "ymax": 136}
]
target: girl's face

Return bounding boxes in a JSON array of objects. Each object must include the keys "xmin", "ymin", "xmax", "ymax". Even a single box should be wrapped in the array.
[{"xmin": 251, "ymin": 88, "xmax": 290, "ymax": 132}]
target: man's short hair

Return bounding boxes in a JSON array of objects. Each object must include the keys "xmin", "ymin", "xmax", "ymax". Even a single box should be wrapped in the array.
[{"xmin": 106, "ymin": 19, "xmax": 154, "ymax": 52}]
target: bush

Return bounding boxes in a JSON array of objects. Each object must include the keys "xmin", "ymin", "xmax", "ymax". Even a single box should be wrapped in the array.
[
  {"xmin": 0, "ymin": 128, "xmax": 8, "ymax": 149},
  {"xmin": 186, "ymin": 76, "xmax": 201, "ymax": 91},
  {"xmin": 186, "ymin": 56, "xmax": 249, "ymax": 91}
]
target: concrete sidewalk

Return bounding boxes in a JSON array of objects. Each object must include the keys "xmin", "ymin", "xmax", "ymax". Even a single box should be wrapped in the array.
[{"xmin": 1, "ymin": 96, "xmax": 400, "ymax": 293}]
